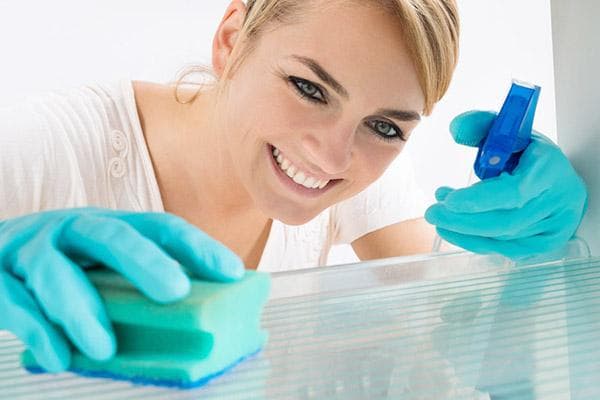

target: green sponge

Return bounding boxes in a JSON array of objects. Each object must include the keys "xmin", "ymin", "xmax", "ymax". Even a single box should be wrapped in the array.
[{"xmin": 22, "ymin": 269, "xmax": 271, "ymax": 388}]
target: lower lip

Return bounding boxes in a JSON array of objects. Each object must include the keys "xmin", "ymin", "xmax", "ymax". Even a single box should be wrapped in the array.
[{"xmin": 266, "ymin": 144, "xmax": 338, "ymax": 198}]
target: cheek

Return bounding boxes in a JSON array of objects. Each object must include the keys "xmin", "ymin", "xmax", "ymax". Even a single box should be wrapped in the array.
[
  {"xmin": 229, "ymin": 77, "xmax": 323, "ymax": 143},
  {"xmin": 354, "ymin": 139, "xmax": 402, "ymax": 186},
  {"xmin": 254, "ymin": 92, "xmax": 325, "ymax": 145}
]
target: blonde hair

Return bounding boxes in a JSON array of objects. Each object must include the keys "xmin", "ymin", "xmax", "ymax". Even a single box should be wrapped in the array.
[{"xmin": 176, "ymin": 0, "xmax": 459, "ymax": 115}]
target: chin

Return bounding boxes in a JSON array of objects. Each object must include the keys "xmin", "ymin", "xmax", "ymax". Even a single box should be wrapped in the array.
[
  {"xmin": 277, "ymin": 213, "xmax": 316, "ymax": 226},
  {"xmin": 266, "ymin": 203, "xmax": 325, "ymax": 226}
]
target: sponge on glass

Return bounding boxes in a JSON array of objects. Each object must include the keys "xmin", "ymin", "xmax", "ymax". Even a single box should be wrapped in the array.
[{"xmin": 22, "ymin": 269, "xmax": 271, "ymax": 388}]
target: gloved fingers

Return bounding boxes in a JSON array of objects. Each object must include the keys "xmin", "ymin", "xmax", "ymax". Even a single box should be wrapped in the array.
[
  {"xmin": 434, "ymin": 187, "xmax": 454, "ymax": 202},
  {"xmin": 425, "ymin": 193, "xmax": 557, "ymax": 238},
  {"xmin": 494, "ymin": 208, "xmax": 578, "ymax": 241},
  {"xmin": 0, "ymin": 272, "xmax": 70, "ymax": 372},
  {"xmin": 441, "ymin": 132, "xmax": 570, "ymax": 215},
  {"xmin": 512, "ymin": 132, "xmax": 560, "ymax": 172},
  {"xmin": 13, "ymin": 238, "xmax": 115, "ymax": 362},
  {"xmin": 437, "ymin": 227, "xmax": 568, "ymax": 259},
  {"xmin": 449, "ymin": 110, "xmax": 496, "ymax": 147},
  {"xmin": 510, "ymin": 134, "xmax": 567, "ymax": 187},
  {"xmin": 440, "ymin": 172, "xmax": 547, "ymax": 214},
  {"xmin": 510, "ymin": 231, "xmax": 572, "ymax": 256},
  {"xmin": 511, "ymin": 135, "xmax": 587, "ymax": 216},
  {"xmin": 436, "ymin": 228, "xmax": 536, "ymax": 259},
  {"xmin": 494, "ymin": 217, "xmax": 554, "ymax": 241},
  {"xmin": 119, "ymin": 212, "xmax": 245, "ymax": 282},
  {"xmin": 60, "ymin": 215, "xmax": 191, "ymax": 303}
]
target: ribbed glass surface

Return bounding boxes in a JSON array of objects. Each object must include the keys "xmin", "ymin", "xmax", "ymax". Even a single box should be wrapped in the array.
[{"xmin": 2, "ymin": 251, "xmax": 600, "ymax": 399}]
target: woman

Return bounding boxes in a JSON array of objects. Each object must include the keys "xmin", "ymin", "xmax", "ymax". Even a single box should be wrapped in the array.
[{"xmin": 0, "ymin": 0, "xmax": 586, "ymax": 373}]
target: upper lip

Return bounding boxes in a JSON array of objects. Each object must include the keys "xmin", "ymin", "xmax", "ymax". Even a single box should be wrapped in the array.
[{"xmin": 272, "ymin": 145, "xmax": 340, "ymax": 182}]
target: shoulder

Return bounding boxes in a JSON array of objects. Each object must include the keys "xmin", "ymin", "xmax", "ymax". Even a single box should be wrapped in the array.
[
  {"xmin": 0, "ymin": 81, "xmax": 158, "ymax": 216},
  {"xmin": 4, "ymin": 82, "xmax": 136, "ymax": 139},
  {"xmin": 0, "ymin": 91, "xmax": 85, "ymax": 217},
  {"xmin": 131, "ymin": 81, "xmax": 181, "ymax": 134},
  {"xmin": 131, "ymin": 81, "xmax": 172, "ymax": 114}
]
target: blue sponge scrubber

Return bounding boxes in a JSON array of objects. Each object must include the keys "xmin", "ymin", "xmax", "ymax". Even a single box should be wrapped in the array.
[{"xmin": 22, "ymin": 269, "xmax": 271, "ymax": 388}]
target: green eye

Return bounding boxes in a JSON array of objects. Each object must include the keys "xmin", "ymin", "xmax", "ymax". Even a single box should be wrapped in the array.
[
  {"xmin": 375, "ymin": 121, "xmax": 394, "ymax": 136},
  {"xmin": 299, "ymin": 81, "xmax": 318, "ymax": 96},
  {"xmin": 290, "ymin": 76, "xmax": 326, "ymax": 103},
  {"xmin": 366, "ymin": 119, "xmax": 403, "ymax": 141}
]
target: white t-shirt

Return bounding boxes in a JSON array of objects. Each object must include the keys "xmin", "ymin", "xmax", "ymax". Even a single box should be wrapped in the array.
[{"xmin": 0, "ymin": 81, "xmax": 427, "ymax": 272}]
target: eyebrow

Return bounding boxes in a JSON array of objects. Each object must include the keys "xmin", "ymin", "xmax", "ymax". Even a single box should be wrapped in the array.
[
  {"xmin": 289, "ymin": 54, "xmax": 421, "ymax": 122},
  {"xmin": 375, "ymin": 108, "xmax": 421, "ymax": 122},
  {"xmin": 290, "ymin": 55, "xmax": 349, "ymax": 99}
]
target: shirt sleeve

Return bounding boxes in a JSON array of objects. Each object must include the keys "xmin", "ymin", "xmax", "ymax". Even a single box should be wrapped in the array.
[
  {"xmin": 1, "ymin": 81, "xmax": 167, "ymax": 221},
  {"xmin": 0, "ymin": 95, "xmax": 86, "ymax": 220},
  {"xmin": 331, "ymin": 149, "xmax": 430, "ymax": 245}
]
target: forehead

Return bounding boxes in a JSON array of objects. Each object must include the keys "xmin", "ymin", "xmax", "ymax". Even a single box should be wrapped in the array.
[{"xmin": 251, "ymin": 1, "xmax": 425, "ymax": 112}]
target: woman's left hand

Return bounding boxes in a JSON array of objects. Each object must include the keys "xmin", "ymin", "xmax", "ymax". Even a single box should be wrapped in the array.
[{"xmin": 425, "ymin": 110, "xmax": 588, "ymax": 259}]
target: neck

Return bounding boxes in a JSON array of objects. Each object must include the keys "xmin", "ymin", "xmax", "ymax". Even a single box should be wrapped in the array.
[
  {"xmin": 138, "ymin": 82, "xmax": 272, "ymax": 267},
  {"xmin": 159, "ymin": 86, "xmax": 258, "ymax": 218}
]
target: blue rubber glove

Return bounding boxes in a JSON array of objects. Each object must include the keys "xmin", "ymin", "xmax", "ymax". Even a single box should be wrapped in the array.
[
  {"xmin": 425, "ymin": 110, "xmax": 588, "ymax": 259},
  {"xmin": 0, "ymin": 207, "xmax": 244, "ymax": 372}
]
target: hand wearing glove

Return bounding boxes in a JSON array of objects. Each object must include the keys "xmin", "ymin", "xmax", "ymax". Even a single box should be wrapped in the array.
[
  {"xmin": 0, "ymin": 207, "xmax": 244, "ymax": 372},
  {"xmin": 425, "ymin": 110, "xmax": 588, "ymax": 259}
]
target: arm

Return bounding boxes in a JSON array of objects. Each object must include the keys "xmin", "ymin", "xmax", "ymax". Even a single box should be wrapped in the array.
[{"xmin": 351, "ymin": 217, "xmax": 437, "ymax": 261}]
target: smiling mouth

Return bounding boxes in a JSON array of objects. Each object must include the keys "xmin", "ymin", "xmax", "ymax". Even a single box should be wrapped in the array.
[{"xmin": 268, "ymin": 144, "xmax": 341, "ymax": 194}]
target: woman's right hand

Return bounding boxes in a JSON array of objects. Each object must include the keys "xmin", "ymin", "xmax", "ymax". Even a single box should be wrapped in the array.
[{"xmin": 0, "ymin": 207, "xmax": 244, "ymax": 372}]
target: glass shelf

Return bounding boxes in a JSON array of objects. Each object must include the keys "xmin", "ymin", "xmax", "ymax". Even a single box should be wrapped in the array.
[{"xmin": 2, "ymin": 239, "xmax": 598, "ymax": 399}]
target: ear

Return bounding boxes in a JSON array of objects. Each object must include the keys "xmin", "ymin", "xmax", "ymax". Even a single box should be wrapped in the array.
[{"xmin": 212, "ymin": 0, "xmax": 248, "ymax": 78}]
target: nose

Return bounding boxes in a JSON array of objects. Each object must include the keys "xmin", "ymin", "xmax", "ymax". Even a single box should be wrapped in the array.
[{"xmin": 300, "ymin": 123, "xmax": 354, "ymax": 176}]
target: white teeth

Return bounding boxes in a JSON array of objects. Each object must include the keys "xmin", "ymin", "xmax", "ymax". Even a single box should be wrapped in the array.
[
  {"xmin": 286, "ymin": 165, "xmax": 297, "ymax": 177},
  {"xmin": 293, "ymin": 171, "xmax": 307, "ymax": 185},
  {"xmin": 272, "ymin": 146, "xmax": 331, "ymax": 190}
]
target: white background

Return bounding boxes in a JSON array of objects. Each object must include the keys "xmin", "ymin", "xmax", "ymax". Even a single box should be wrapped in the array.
[{"xmin": 0, "ymin": 0, "xmax": 557, "ymax": 264}]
